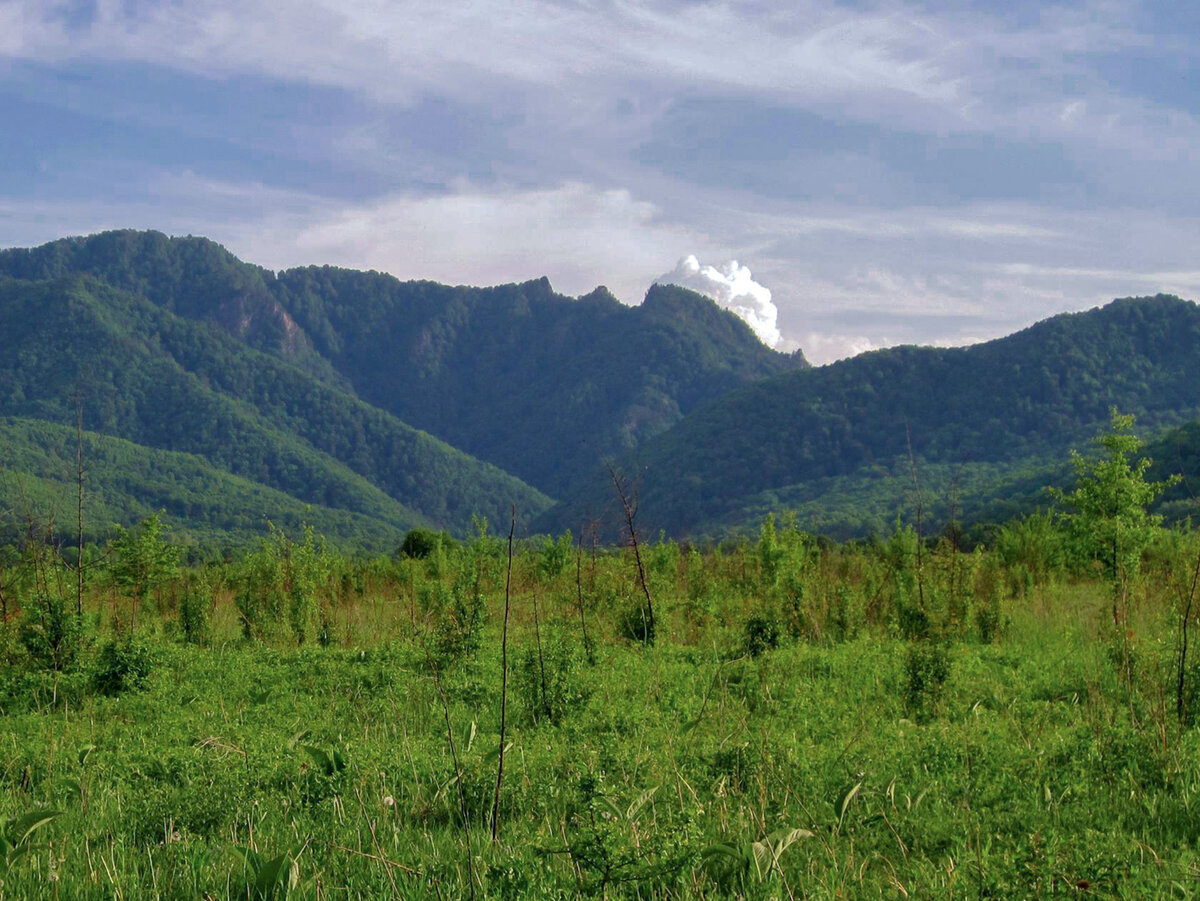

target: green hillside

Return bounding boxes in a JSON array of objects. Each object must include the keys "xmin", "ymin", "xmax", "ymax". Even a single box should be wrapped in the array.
[
  {"xmin": 271, "ymin": 272, "xmax": 806, "ymax": 492},
  {"xmin": 0, "ymin": 231, "xmax": 805, "ymax": 497},
  {"xmin": 11, "ymin": 231, "xmax": 1200, "ymax": 547},
  {"xmin": 0, "ymin": 419, "xmax": 413, "ymax": 551},
  {"xmin": 0, "ymin": 275, "xmax": 550, "ymax": 541},
  {"xmin": 1147, "ymin": 419, "xmax": 1200, "ymax": 524},
  {"xmin": 540, "ymin": 295, "xmax": 1200, "ymax": 539},
  {"xmin": 0, "ymin": 229, "xmax": 337, "ymax": 382}
]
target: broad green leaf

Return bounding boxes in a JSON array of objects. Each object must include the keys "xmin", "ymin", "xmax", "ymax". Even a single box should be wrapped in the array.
[
  {"xmin": 766, "ymin": 827, "xmax": 815, "ymax": 852},
  {"xmin": 701, "ymin": 842, "xmax": 742, "ymax": 862},
  {"xmin": 625, "ymin": 785, "xmax": 659, "ymax": 821},
  {"xmin": 7, "ymin": 810, "xmax": 61, "ymax": 847},
  {"xmin": 58, "ymin": 778, "xmax": 82, "ymax": 803},
  {"xmin": 837, "ymin": 781, "xmax": 862, "ymax": 827},
  {"xmin": 302, "ymin": 745, "xmax": 332, "ymax": 775},
  {"xmin": 750, "ymin": 840, "xmax": 774, "ymax": 880},
  {"xmin": 255, "ymin": 852, "xmax": 299, "ymax": 899},
  {"xmin": 484, "ymin": 741, "xmax": 513, "ymax": 763},
  {"xmin": 231, "ymin": 844, "xmax": 263, "ymax": 874}
]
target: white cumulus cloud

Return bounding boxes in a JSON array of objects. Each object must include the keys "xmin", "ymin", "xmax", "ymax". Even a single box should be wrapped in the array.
[{"xmin": 655, "ymin": 255, "xmax": 783, "ymax": 348}]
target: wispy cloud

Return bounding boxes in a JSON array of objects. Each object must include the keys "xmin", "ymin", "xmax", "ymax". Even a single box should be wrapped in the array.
[
  {"xmin": 2, "ymin": 1, "xmax": 961, "ymax": 107},
  {"xmin": 0, "ymin": 174, "xmax": 710, "ymax": 302},
  {"xmin": 278, "ymin": 180, "xmax": 705, "ymax": 301},
  {"xmin": 1, "ymin": 0, "xmax": 1197, "ymax": 366}
]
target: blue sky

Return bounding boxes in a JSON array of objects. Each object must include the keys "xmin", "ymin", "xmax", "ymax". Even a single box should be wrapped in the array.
[{"xmin": 1, "ymin": 0, "xmax": 1197, "ymax": 362}]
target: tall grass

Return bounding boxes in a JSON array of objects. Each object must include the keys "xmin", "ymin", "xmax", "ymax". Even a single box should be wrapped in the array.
[{"xmin": 0, "ymin": 519, "xmax": 1198, "ymax": 896}]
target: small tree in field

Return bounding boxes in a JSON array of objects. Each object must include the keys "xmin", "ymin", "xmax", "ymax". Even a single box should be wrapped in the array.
[
  {"xmin": 1053, "ymin": 409, "xmax": 1178, "ymax": 627},
  {"xmin": 109, "ymin": 513, "xmax": 179, "ymax": 633}
]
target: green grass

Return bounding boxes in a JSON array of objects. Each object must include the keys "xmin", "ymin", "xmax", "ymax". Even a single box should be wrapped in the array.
[{"xmin": 2, "ymin": 530, "xmax": 1200, "ymax": 898}]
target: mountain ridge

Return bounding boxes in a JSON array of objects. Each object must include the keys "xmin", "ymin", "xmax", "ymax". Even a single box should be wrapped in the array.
[
  {"xmin": 0, "ymin": 230, "xmax": 805, "ymax": 497},
  {"xmin": 0, "ymin": 272, "xmax": 550, "ymax": 540},
  {"xmin": 538, "ymin": 293, "xmax": 1200, "ymax": 538},
  {"xmin": 0, "ymin": 230, "xmax": 805, "ymax": 543}
]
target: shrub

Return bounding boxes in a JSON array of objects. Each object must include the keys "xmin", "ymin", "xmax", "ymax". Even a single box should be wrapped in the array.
[
  {"xmin": 537, "ymin": 531, "xmax": 573, "ymax": 580},
  {"xmin": 618, "ymin": 601, "xmax": 655, "ymax": 645},
  {"xmin": 709, "ymin": 742, "xmax": 760, "ymax": 792},
  {"xmin": 178, "ymin": 582, "xmax": 212, "ymax": 646},
  {"xmin": 18, "ymin": 594, "xmax": 84, "ymax": 672},
  {"xmin": 515, "ymin": 633, "xmax": 586, "ymax": 726},
  {"xmin": 398, "ymin": 529, "xmax": 455, "ymax": 560},
  {"xmin": 92, "ymin": 637, "xmax": 158, "ymax": 696},
  {"xmin": 742, "ymin": 614, "xmax": 781, "ymax": 657},
  {"xmin": 235, "ymin": 547, "xmax": 285, "ymax": 641},
  {"xmin": 427, "ymin": 584, "xmax": 485, "ymax": 667},
  {"xmin": 903, "ymin": 642, "xmax": 950, "ymax": 721}
]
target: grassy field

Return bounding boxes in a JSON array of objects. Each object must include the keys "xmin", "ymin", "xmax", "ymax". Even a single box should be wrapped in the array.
[{"xmin": 2, "ymin": 519, "xmax": 1200, "ymax": 899}]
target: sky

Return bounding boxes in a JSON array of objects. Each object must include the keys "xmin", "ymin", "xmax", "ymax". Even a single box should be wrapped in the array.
[{"xmin": 1, "ymin": 0, "xmax": 1198, "ymax": 363}]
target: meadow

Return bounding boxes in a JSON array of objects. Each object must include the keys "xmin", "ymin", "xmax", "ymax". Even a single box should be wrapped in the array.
[{"xmin": 2, "ymin": 504, "xmax": 1200, "ymax": 900}]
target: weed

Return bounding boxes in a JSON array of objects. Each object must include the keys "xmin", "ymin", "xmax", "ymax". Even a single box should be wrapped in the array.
[
  {"xmin": 300, "ymin": 744, "xmax": 348, "ymax": 806},
  {"xmin": 515, "ymin": 632, "xmax": 585, "ymax": 726},
  {"xmin": 702, "ymin": 826, "xmax": 813, "ymax": 892},
  {"xmin": 231, "ymin": 846, "xmax": 302, "ymax": 900},
  {"xmin": 177, "ymin": 580, "xmax": 212, "ymax": 646},
  {"xmin": 0, "ymin": 809, "xmax": 61, "ymax": 878},
  {"xmin": 428, "ymin": 583, "xmax": 485, "ymax": 666}
]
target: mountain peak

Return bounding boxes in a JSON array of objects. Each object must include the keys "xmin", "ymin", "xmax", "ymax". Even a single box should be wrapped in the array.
[{"xmin": 578, "ymin": 285, "xmax": 620, "ymax": 305}]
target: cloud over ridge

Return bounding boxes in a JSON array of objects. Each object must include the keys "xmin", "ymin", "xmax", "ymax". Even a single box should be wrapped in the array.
[{"xmin": 656, "ymin": 255, "xmax": 782, "ymax": 348}]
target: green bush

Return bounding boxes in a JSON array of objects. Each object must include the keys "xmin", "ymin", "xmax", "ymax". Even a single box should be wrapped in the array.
[
  {"xmin": 618, "ymin": 601, "xmax": 655, "ymax": 645},
  {"xmin": 515, "ymin": 633, "xmax": 586, "ymax": 726},
  {"xmin": 426, "ymin": 584, "xmax": 485, "ymax": 667},
  {"xmin": 742, "ymin": 614, "xmax": 781, "ymax": 657},
  {"xmin": 709, "ymin": 742, "xmax": 760, "ymax": 792},
  {"xmin": 398, "ymin": 529, "xmax": 455, "ymax": 560},
  {"xmin": 903, "ymin": 642, "xmax": 950, "ymax": 721},
  {"xmin": 178, "ymin": 583, "xmax": 212, "ymax": 646},
  {"xmin": 92, "ymin": 637, "xmax": 158, "ymax": 696},
  {"xmin": 18, "ymin": 594, "xmax": 84, "ymax": 672}
]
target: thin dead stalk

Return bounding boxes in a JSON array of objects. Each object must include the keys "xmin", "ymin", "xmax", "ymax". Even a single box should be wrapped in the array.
[
  {"xmin": 1176, "ymin": 543, "xmax": 1200, "ymax": 723},
  {"xmin": 75, "ymin": 394, "xmax": 86, "ymax": 617},
  {"xmin": 607, "ymin": 463, "xmax": 655, "ymax": 643},
  {"xmin": 575, "ymin": 527, "xmax": 594, "ymax": 664},
  {"xmin": 905, "ymin": 423, "xmax": 926, "ymax": 613},
  {"xmin": 491, "ymin": 506, "xmax": 516, "ymax": 843},
  {"xmin": 423, "ymin": 643, "xmax": 476, "ymax": 897}
]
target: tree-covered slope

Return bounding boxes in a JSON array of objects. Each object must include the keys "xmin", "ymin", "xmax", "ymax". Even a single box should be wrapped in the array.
[
  {"xmin": 0, "ymin": 419, "xmax": 413, "ymax": 551},
  {"xmin": 541, "ymin": 295, "xmax": 1200, "ymax": 538},
  {"xmin": 0, "ymin": 275, "xmax": 550, "ymax": 538},
  {"xmin": 1147, "ymin": 419, "xmax": 1200, "ymax": 524},
  {"xmin": 0, "ymin": 232, "xmax": 805, "ymax": 496},
  {"xmin": 0, "ymin": 229, "xmax": 338, "ymax": 382},
  {"xmin": 256, "ymin": 268, "xmax": 806, "ymax": 494}
]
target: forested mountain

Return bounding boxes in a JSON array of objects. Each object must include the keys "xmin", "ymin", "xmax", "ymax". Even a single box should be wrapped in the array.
[
  {"xmin": 540, "ymin": 295, "xmax": 1200, "ymax": 539},
  {"xmin": 0, "ymin": 418, "xmax": 410, "ymax": 551},
  {"xmin": 0, "ymin": 229, "xmax": 337, "ymax": 382},
  {"xmin": 1148, "ymin": 419, "xmax": 1200, "ymax": 524},
  {"xmin": 0, "ymin": 273, "xmax": 549, "ymax": 542},
  {"xmin": 270, "ymin": 274, "xmax": 804, "ymax": 493},
  {"xmin": 6, "ymin": 230, "xmax": 1200, "ymax": 547},
  {"xmin": 0, "ymin": 231, "xmax": 806, "ymax": 496}
]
